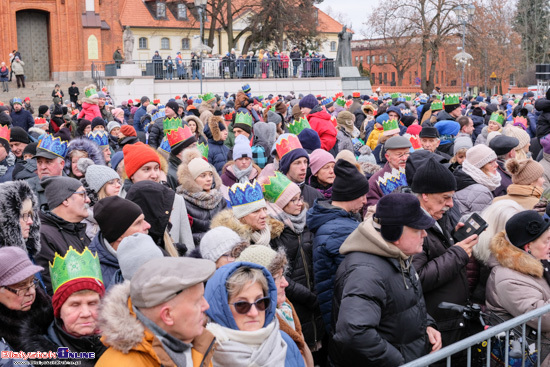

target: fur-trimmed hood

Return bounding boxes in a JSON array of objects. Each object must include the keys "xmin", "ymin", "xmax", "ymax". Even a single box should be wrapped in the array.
[
  {"xmin": 205, "ymin": 115, "xmax": 225, "ymax": 141},
  {"xmin": 0, "ymin": 180, "xmax": 41, "ymax": 255},
  {"xmin": 489, "ymin": 231, "xmax": 544, "ymax": 278},
  {"xmin": 184, "ymin": 115, "xmax": 206, "ymax": 139},
  {"xmin": 64, "ymin": 137, "xmax": 105, "ymax": 175},
  {"xmin": 210, "ymin": 209, "xmax": 284, "ymax": 241},
  {"xmin": 176, "ymin": 148, "xmax": 222, "ymax": 194}
]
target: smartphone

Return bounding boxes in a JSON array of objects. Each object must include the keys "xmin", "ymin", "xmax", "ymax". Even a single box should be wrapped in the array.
[{"xmin": 454, "ymin": 213, "xmax": 488, "ymax": 242}]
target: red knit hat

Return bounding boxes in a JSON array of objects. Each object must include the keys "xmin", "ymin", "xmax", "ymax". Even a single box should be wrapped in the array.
[
  {"xmin": 52, "ymin": 278, "xmax": 105, "ymax": 318},
  {"xmin": 123, "ymin": 142, "xmax": 161, "ymax": 179},
  {"xmin": 120, "ymin": 125, "xmax": 137, "ymax": 137}
]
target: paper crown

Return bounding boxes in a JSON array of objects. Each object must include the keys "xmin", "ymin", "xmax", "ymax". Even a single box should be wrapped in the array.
[
  {"xmin": 386, "ymin": 100, "xmax": 392, "ymax": 106},
  {"xmin": 242, "ymin": 84, "xmax": 251, "ymax": 93},
  {"xmin": 152, "ymin": 109, "xmax": 166, "ymax": 121},
  {"xmin": 383, "ymin": 93, "xmax": 391, "ymax": 100},
  {"xmin": 257, "ymin": 95, "xmax": 264, "ymax": 101},
  {"xmin": 224, "ymin": 111, "xmax": 234, "ymax": 121},
  {"xmin": 163, "ymin": 117, "xmax": 182, "ymax": 132},
  {"xmin": 397, "ymin": 96, "xmax": 406, "ymax": 103},
  {"xmin": 134, "ymin": 99, "xmax": 140, "ymax": 104},
  {"xmin": 38, "ymin": 134, "xmax": 68, "ymax": 158},
  {"xmin": 405, "ymin": 96, "xmax": 412, "ymax": 102},
  {"xmin": 335, "ymin": 92, "xmax": 344, "ymax": 99},
  {"xmin": 167, "ymin": 125, "xmax": 193, "ymax": 147},
  {"xmin": 352, "ymin": 91, "xmax": 360, "ymax": 98},
  {"xmin": 489, "ymin": 112, "xmax": 505, "ymax": 125},
  {"xmin": 157, "ymin": 104, "xmax": 165, "ymax": 110},
  {"xmin": 345, "ymin": 100, "xmax": 353, "ymax": 108},
  {"xmin": 12, "ymin": 98, "xmax": 22, "ymax": 105},
  {"xmin": 0, "ymin": 126, "xmax": 9, "ymax": 143},
  {"xmin": 409, "ymin": 135, "xmax": 422, "ymax": 150},
  {"xmin": 275, "ymin": 134, "xmax": 303, "ymax": 159},
  {"xmin": 49, "ymin": 247, "xmax": 103, "ymax": 295},
  {"xmin": 513, "ymin": 116, "xmax": 528, "ymax": 130},
  {"xmin": 84, "ymin": 87, "xmax": 97, "ymax": 98},
  {"xmin": 445, "ymin": 95, "xmax": 460, "ymax": 105},
  {"xmin": 234, "ymin": 112, "xmax": 253, "ymax": 127},
  {"xmin": 376, "ymin": 168, "xmax": 408, "ymax": 196},
  {"xmin": 262, "ymin": 172, "xmax": 294, "ymax": 203},
  {"xmin": 201, "ymin": 92, "xmax": 215, "ymax": 102},
  {"xmin": 383, "ymin": 119, "xmax": 399, "ymax": 132},
  {"xmin": 431, "ymin": 101, "xmax": 444, "ymax": 111},
  {"xmin": 335, "ymin": 97, "xmax": 346, "ymax": 107},
  {"xmin": 153, "ymin": 99, "xmax": 161, "ymax": 104},
  {"xmin": 321, "ymin": 98, "xmax": 332, "ymax": 106},
  {"xmin": 87, "ymin": 131, "xmax": 109, "ymax": 148},
  {"xmin": 288, "ymin": 117, "xmax": 311, "ymax": 135},
  {"xmin": 228, "ymin": 180, "xmax": 264, "ymax": 207},
  {"xmin": 159, "ymin": 137, "xmax": 171, "ymax": 153},
  {"xmin": 197, "ymin": 142, "xmax": 209, "ymax": 160},
  {"xmin": 391, "ymin": 93, "xmax": 400, "ymax": 99}
]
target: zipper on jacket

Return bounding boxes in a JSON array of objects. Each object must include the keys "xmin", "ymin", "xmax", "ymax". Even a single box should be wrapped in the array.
[{"xmin": 298, "ymin": 233, "xmax": 318, "ymax": 345}]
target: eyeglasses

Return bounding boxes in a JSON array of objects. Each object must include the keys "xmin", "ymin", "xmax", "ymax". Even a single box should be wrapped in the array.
[
  {"xmin": 73, "ymin": 190, "xmax": 87, "ymax": 199},
  {"xmin": 20, "ymin": 212, "xmax": 34, "ymax": 222},
  {"xmin": 290, "ymin": 196, "xmax": 304, "ymax": 205},
  {"xmin": 3, "ymin": 278, "xmax": 39, "ymax": 297},
  {"xmin": 231, "ymin": 296, "xmax": 271, "ymax": 314}
]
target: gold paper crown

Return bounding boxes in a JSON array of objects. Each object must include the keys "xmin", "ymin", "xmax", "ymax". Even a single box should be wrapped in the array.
[{"xmin": 275, "ymin": 134, "xmax": 303, "ymax": 158}]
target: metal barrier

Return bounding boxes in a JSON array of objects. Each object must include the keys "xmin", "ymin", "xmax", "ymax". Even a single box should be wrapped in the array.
[{"xmin": 402, "ymin": 303, "xmax": 550, "ymax": 367}]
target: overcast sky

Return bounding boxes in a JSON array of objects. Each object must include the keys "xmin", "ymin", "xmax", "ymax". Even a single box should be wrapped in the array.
[{"xmin": 319, "ymin": 0, "xmax": 379, "ymax": 39}]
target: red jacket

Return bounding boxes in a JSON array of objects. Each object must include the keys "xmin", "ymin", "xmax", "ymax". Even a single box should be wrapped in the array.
[
  {"xmin": 307, "ymin": 110, "xmax": 337, "ymax": 151},
  {"xmin": 77, "ymin": 102, "xmax": 102, "ymax": 121}
]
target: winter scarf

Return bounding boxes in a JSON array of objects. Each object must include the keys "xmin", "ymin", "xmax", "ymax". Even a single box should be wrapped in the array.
[
  {"xmin": 180, "ymin": 189, "xmax": 224, "ymax": 210},
  {"xmin": 276, "ymin": 302, "xmax": 296, "ymax": 330},
  {"xmin": 266, "ymin": 203, "xmax": 307, "ymax": 234},
  {"xmin": 462, "ymin": 159, "xmax": 502, "ymax": 191},
  {"xmin": 250, "ymin": 227, "xmax": 272, "ymax": 247},
  {"xmin": 0, "ymin": 152, "xmax": 16, "ymax": 176},
  {"xmin": 206, "ymin": 319, "xmax": 288, "ymax": 367},
  {"xmin": 233, "ymin": 164, "xmax": 253, "ymax": 184}
]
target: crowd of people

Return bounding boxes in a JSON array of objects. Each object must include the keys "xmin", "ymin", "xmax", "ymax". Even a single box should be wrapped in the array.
[{"xmin": 1, "ymin": 82, "xmax": 550, "ymax": 366}]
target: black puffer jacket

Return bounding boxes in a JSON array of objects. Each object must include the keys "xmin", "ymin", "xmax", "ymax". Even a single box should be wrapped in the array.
[
  {"xmin": 147, "ymin": 116, "xmax": 165, "ymax": 149},
  {"xmin": 411, "ymin": 212, "xmax": 470, "ymax": 347},
  {"xmin": 535, "ymin": 98, "xmax": 550, "ymax": 139},
  {"xmin": 271, "ymin": 225, "xmax": 325, "ymax": 348},
  {"xmin": 330, "ymin": 217, "xmax": 435, "ymax": 366}
]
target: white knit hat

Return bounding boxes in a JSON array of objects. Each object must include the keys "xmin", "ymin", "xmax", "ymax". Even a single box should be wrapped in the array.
[
  {"xmin": 117, "ymin": 233, "xmax": 163, "ymax": 280},
  {"xmin": 188, "ymin": 157, "xmax": 212, "ymax": 180},
  {"xmin": 502, "ymin": 126, "xmax": 530, "ymax": 150},
  {"xmin": 200, "ymin": 227, "xmax": 242, "ymax": 262},
  {"xmin": 465, "ymin": 144, "xmax": 497, "ymax": 169}
]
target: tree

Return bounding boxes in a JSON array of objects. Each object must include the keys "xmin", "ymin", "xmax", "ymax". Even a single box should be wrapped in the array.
[{"xmin": 514, "ymin": 0, "xmax": 550, "ymax": 67}]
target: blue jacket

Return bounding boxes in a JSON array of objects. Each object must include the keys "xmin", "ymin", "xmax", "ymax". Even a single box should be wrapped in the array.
[
  {"xmin": 528, "ymin": 111, "xmax": 538, "ymax": 138},
  {"xmin": 204, "ymin": 122, "xmax": 229, "ymax": 174},
  {"xmin": 306, "ymin": 199, "xmax": 360, "ymax": 333},
  {"xmin": 133, "ymin": 105, "xmax": 147, "ymax": 132},
  {"xmin": 10, "ymin": 109, "xmax": 34, "ymax": 131},
  {"xmin": 470, "ymin": 114, "xmax": 484, "ymax": 142},
  {"xmin": 204, "ymin": 262, "xmax": 304, "ymax": 367},
  {"xmin": 88, "ymin": 231, "xmax": 121, "ymax": 291}
]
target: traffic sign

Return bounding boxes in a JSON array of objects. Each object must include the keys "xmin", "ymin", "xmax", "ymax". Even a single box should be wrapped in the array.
[
  {"xmin": 414, "ymin": 77, "xmax": 421, "ymax": 85},
  {"xmin": 490, "ymin": 72, "xmax": 497, "ymax": 80}
]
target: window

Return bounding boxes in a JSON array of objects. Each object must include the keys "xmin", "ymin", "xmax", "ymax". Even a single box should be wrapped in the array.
[
  {"xmin": 355, "ymin": 56, "xmax": 359, "ymax": 65},
  {"xmin": 379, "ymin": 55, "xmax": 383, "ymax": 63},
  {"xmin": 181, "ymin": 38, "xmax": 190, "ymax": 50},
  {"xmin": 510, "ymin": 73, "xmax": 516, "ymax": 86},
  {"xmin": 383, "ymin": 73, "xmax": 387, "ymax": 84},
  {"xmin": 379, "ymin": 73, "xmax": 382, "ymax": 84},
  {"xmin": 161, "ymin": 37, "xmax": 170, "ymax": 49},
  {"xmin": 156, "ymin": 1, "xmax": 166, "ymax": 18},
  {"xmin": 330, "ymin": 41, "xmax": 336, "ymax": 52},
  {"xmin": 436, "ymin": 72, "xmax": 438, "ymax": 84},
  {"xmin": 384, "ymin": 55, "xmax": 388, "ymax": 63},
  {"xmin": 409, "ymin": 72, "xmax": 412, "ymax": 84},
  {"xmin": 360, "ymin": 56, "xmax": 363, "ymax": 64},
  {"xmin": 391, "ymin": 72, "xmax": 395, "ymax": 82},
  {"xmin": 367, "ymin": 55, "xmax": 370, "ymax": 64},
  {"xmin": 138, "ymin": 37, "xmax": 148, "ymax": 49},
  {"xmin": 177, "ymin": 3, "xmax": 188, "ymax": 19},
  {"xmin": 441, "ymin": 71, "xmax": 444, "ymax": 85}
]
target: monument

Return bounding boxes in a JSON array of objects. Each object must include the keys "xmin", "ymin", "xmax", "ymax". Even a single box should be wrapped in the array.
[
  {"xmin": 336, "ymin": 26, "xmax": 372, "ymax": 95},
  {"xmin": 118, "ymin": 26, "xmax": 141, "ymax": 77}
]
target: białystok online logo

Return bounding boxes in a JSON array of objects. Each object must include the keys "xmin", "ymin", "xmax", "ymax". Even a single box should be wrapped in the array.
[{"xmin": 2, "ymin": 347, "xmax": 95, "ymax": 360}]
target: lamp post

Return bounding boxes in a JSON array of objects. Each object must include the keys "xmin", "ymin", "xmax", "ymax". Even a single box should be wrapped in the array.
[
  {"xmin": 453, "ymin": 4, "xmax": 475, "ymax": 96},
  {"xmin": 194, "ymin": 0, "xmax": 208, "ymax": 94}
]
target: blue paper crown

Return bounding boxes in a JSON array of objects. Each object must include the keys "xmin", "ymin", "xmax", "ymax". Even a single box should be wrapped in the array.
[
  {"xmin": 228, "ymin": 180, "xmax": 264, "ymax": 207},
  {"xmin": 321, "ymin": 98, "xmax": 332, "ymax": 106},
  {"xmin": 242, "ymin": 84, "xmax": 251, "ymax": 93},
  {"xmin": 397, "ymin": 97, "xmax": 406, "ymax": 103},
  {"xmin": 159, "ymin": 137, "xmax": 171, "ymax": 153},
  {"xmin": 37, "ymin": 134, "xmax": 68, "ymax": 158},
  {"xmin": 383, "ymin": 93, "xmax": 391, "ymax": 100},
  {"xmin": 157, "ymin": 104, "xmax": 165, "ymax": 110},
  {"xmin": 420, "ymin": 97, "xmax": 428, "ymax": 104},
  {"xmin": 87, "ymin": 131, "xmax": 109, "ymax": 148},
  {"xmin": 152, "ymin": 109, "xmax": 166, "ymax": 121},
  {"xmin": 376, "ymin": 168, "xmax": 408, "ymax": 196},
  {"xmin": 12, "ymin": 97, "xmax": 22, "ymax": 105}
]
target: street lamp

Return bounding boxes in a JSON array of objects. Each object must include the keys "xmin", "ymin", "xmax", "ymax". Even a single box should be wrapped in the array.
[
  {"xmin": 453, "ymin": 4, "xmax": 475, "ymax": 96},
  {"xmin": 194, "ymin": 0, "xmax": 208, "ymax": 93}
]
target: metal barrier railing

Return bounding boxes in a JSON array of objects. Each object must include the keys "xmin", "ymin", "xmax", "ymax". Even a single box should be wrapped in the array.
[{"xmin": 402, "ymin": 303, "xmax": 550, "ymax": 367}]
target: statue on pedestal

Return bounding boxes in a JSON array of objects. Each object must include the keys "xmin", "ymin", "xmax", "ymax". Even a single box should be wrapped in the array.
[
  {"xmin": 123, "ymin": 26, "xmax": 135, "ymax": 64},
  {"xmin": 336, "ymin": 26, "xmax": 353, "ymax": 67}
]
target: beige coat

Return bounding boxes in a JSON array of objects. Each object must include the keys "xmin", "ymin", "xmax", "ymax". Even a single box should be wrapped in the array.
[{"xmin": 492, "ymin": 184, "xmax": 542, "ymax": 210}]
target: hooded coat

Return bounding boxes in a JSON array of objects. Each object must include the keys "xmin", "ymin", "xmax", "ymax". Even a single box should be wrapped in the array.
[
  {"xmin": 306, "ymin": 108, "xmax": 337, "ymax": 152},
  {"xmin": 494, "ymin": 159, "xmax": 513, "ymax": 197},
  {"xmin": 204, "ymin": 115, "xmax": 229, "ymax": 174},
  {"xmin": 147, "ymin": 116, "xmax": 165, "ymax": 150},
  {"xmin": 96, "ymin": 282, "xmax": 214, "ymax": 367},
  {"xmin": 329, "ymin": 218, "xmax": 435, "ymax": 366},
  {"xmin": 210, "ymin": 209, "xmax": 284, "ymax": 244},
  {"xmin": 183, "ymin": 115, "xmax": 207, "ymax": 145},
  {"xmin": 535, "ymin": 97, "xmax": 550, "ymax": 139},
  {"xmin": 63, "ymin": 137, "xmax": 105, "ymax": 177},
  {"xmin": 77, "ymin": 102, "xmax": 102, "ymax": 122}
]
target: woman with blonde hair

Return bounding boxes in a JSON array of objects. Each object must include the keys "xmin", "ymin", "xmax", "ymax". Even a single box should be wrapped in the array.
[{"xmin": 502, "ymin": 126, "xmax": 532, "ymax": 160}]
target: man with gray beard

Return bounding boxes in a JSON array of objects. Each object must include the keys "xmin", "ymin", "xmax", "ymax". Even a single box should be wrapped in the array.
[{"xmin": 409, "ymin": 157, "xmax": 478, "ymax": 355}]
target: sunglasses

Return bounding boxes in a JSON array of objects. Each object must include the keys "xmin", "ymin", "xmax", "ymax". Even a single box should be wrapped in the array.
[{"xmin": 231, "ymin": 296, "xmax": 271, "ymax": 314}]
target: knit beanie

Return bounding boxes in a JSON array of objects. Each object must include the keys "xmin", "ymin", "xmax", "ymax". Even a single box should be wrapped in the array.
[
  {"xmin": 332, "ymin": 159, "xmax": 369, "ymax": 201},
  {"xmin": 541, "ymin": 135, "xmax": 550, "ymax": 155},
  {"xmin": 0, "ymin": 247, "xmax": 43, "ymax": 287},
  {"xmin": 166, "ymin": 101, "xmax": 180, "ymax": 114},
  {"xmin": 279, "ymin": 148, "xmax": 309, "ymax": 175},
  {"xmin": 233, "ymin": 135, "xmax": 253, "ymax": 160},
  {"xmin": 506, "ymin": 158, "xmax": 544, "ymax": 185},
  {"xmin": 188, "ymin": 157, "xmax": 212, "ymax": 180},
  {"xmin": 335, "ymin": 149, "xmax": 357, "ymax": 166},
  {"xmin": 236, "ymin": 245, "xmax": 278, "ymax": 270},
  {"xmin": 52, "ymin": 277, "xmax": 105, "ymax": 318},
  {"xmin": 411, "ymin": 157, "xmax": 456, "ymax": 193},
  {"xmin": 120, "ymin": 125, "xmax": 137, "ymax": 137},
  {"xmin": 337, "ymin": 111, "xmax": 355, "ymax": 135},
  {"xmin": 85, "ymin": 164, "xmax": 120, "ymax": 193},
  {"xmin": 110, "ymin": 151, "xmax": 124, "ymax": 171},
  {"xmin": 434, "ymin": 120, "xmax": 460, "ymax": 145},
  {"xmin": 309, "ymin": 149, "xmax": 336, "ymax": 176},
  {"xmin": 123, "ymin": 142, "xmax": 161, "ymax": 179},
  {"xmin": 453, "ymin": 136, "xmax": 473, "ymax": 155},
  {"xmin": 502, "ymin": 126, "xmax": 530, "ymax": 150},
  {"xmin": 117, "ymin": 233, "xmax": 163, "ymax": 280},
  {"xmin": 299, "ymin": 94, "xmax": 318, "ymax": 110},
  {"xmin": 91, "ymin": 117, "xmax": 106, "ymax": 130},
  {"xmin": 94, "ymin": 196, "xmax": 143, "ymax": 243},
  {"xmin": 107, "ymin": 121, "xmax": 121, "ymax": 133},
  {"xmin": 297, "ymin": 128, "xmax": 321, "ymax": 152},
  {"xmin": 38, "ymin": 105, "xmax": 49, "ymax": 116},
  {"xmin": 10, "ymin": 127, "xmax": 30, "ymax": 144},
  {"xmin": 41, "ymin": 176, "xmax": 82, "ymax": 209},
  {"xmin": 486, "ymin": 131, "xmax": 501, "ymax": 146},
  {"xmin": 200, "ymin": 227, "xmax": 242, "ymax": 262},
  {"xmin": 22, "ymin": 142, "xmax": 38, "ymax": 157},
  {"xmin": 267, "ymin": 110, "xmax": 282, "ymax": 125},
  {"xmin": 465, "ymin": 144, "xmax": 497, "ymax": 169},
  {"xmin": 77, "ymin": 119, "xmax": 92, "ymax": 136},
  {"xmin": 401, "ymin": 116, "xmax": 416, "ymax": 127},
  {"xmin": 228, "ymin": 181, "xmax": 267, "ymax": 219}
]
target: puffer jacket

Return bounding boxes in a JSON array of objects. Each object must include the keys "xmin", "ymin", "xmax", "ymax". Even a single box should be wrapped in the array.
[
  {"xmin": 493, "ymin": 159, "xmax": 512, "ymax": 197},
  {"xmin": 210, "ymin": 209, "xmax": 284, "ymax": 245},
  {"xmin": 96, "ymin": 282, "xmax": 214, "ymax": 367},
  {"xmin": 204, "ymin": 115, "xmax": 229, "ymax": 174},
  {"xmin": 453, "ymin": 167, "xmax": 494, "ymax": 216},
  {"xmin": 147, "ymin": 117, "xmax": 165, "ymax": 149},
  {"xmin": 306, "ymin": 108, "xmax": 337, "ymax": 152},
  {"xmin": 77, "ymin": 102, "xmax": 102, "ymax": 122},
  {"xmin": 535, "ymin": 98, "xmax": 550, "ymax": 139},
  {"xmin": 271, "ymin": 223, "xmax": 325, "ymax": 348},
  {"xmin": 470, "ymin": 113, "xmax": 485, "ymax": 142},
  {"xmin": 493, "ymin": 184, "xmax": 542, "ymax": 210},
  {"xmin": 330, "ymin": 217, "xmax": 435, "ymax": 366},
  {"xmin": 166, "ymin": 154, "xmax": 181, "ymax": 191},
  {"xmin": 88, "ymin": 231, "xmax": 121, "ymax": 291},
  {"xmin": 307, "ymin": 199, "xmax": 361, "ymax": 333},
  {"xmin": 412, "ymin": 212, "xmax": 470, "ymax": 347},
  {"xmin": 336, "ymin": 128, "xmax": 354, "ymax": 153}
]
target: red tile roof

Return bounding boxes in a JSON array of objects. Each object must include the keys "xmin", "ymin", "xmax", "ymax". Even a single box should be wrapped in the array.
[{"xmin": 316, "ymin": 8, "xmax": 345, "ymax": 34}]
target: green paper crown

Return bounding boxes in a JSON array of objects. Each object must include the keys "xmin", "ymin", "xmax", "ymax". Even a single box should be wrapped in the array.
[
  {"xmin": 431, "ymin": 100, "xmax": 443, "ymax": 111},
  {"xmin": 270, "ymin": 105, "xmax": 276, "ymax": 112},
  {"xmin": 391, "ymin": 93, "xmax": 399, "ymax": 99},
  {"xmin": 257, "ymin": 95, "xmax": 264, "ymax": 101},
  {"xmin": 234, "ymin": 112, "xmax": 253, "ymax": 127},
  {"xmin": 387, "ymin": 100, "xmax": 392, "ymax": 106},
  {"xmin": 201, "ymin": 92, "xmax": 215, "ymax": 103},
  {"xmin": 49, "ymin": 247, "xmax": 103, "ymax": 294},
  {"xmin": 197, "ymin": 142, "xmax": 209, "ymax": 159},
  {"xmin": 85, "ymin": 87, "xmax": 97, "ymax": 98},
  {"xmin": 445, "ymin": 95, "xmax": 460, "ymax": 105},
  {"xmin": 336, "ymin": 97, "xmax": 346, "ymax": 107},
  {"xmin": 383, "ymin": 119, "xmax": 399, "ymax": 132},
  {"xmin": 489, "ymin": 112, "xmax": 505, "ymax": 125},
  {"xmin": 405, "ymin": 95, "xmax": 412, "ymax": 101},
  {"xmin": 163, "ymin": 117, "xmax": 182, "ymax": 132},
  {"xmin": 262, "ymin": 172, "xmax": 293, "ymax": 203},
  {"xmin": 288, "ymin": 117, "xmax": 311, "ymax": 135}
]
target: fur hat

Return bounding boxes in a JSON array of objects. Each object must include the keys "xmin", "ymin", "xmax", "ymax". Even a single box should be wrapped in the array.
[
  {"xmin": 337, "ymin": 111, "xmax": 355, "ymax": 135},
  {"xmin": 506, "ymin": 158, "xmax": 544, "ymax": 185},
  {"xmin": 207, "ymin": 115, "xmax": 226, "ymax": 142},
  {"xmin": 64, "ymin": 137, "xmax": 105, "ymax": 176}
]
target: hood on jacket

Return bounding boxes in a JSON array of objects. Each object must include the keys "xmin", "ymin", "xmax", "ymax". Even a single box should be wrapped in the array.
[
  {"xmin": 177, "ymin": 148, "xmax": 222, "ymax": 194},
  {"xmin": 210, "ymin": 209, "xmax": 284, "ymax": 241},
  {"xmin": 535, "ymin": 98, "xmax": 550, "ymax": 113},
  {"xmin": 0, "ymin": 180, "xmax": 41, "ymax": 255},
  {"xmin": 307, "ymin": 109, "xmax": 333, "ymax": 122},
  {"xmin": 204, "ymin": 262, "xmax": 277, "ymax": 329},
  {"xmin": 64, "ymin": 137, "xmax": 105, "ymax": 176},
  {"xmin": 184, "ymin": 115, "xmax": 206, "ymax": 139},
  {"xmin": 306, "ymin": 200, "xmax": 355, "ymax": 234},
  {"xmin": 205, "ymin": 115, "xmax": 225, "ymax": 142},
  {"xmin": 490, "ymin": 231, "xmax": 544, "ymax": 278},
  {"xmin": 221, "ymin": 160, "xmax": 261, "ymax": 180},
  {"xmin": 254, "ymin": 122, "xmax": 277, "ymax": 150}
]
